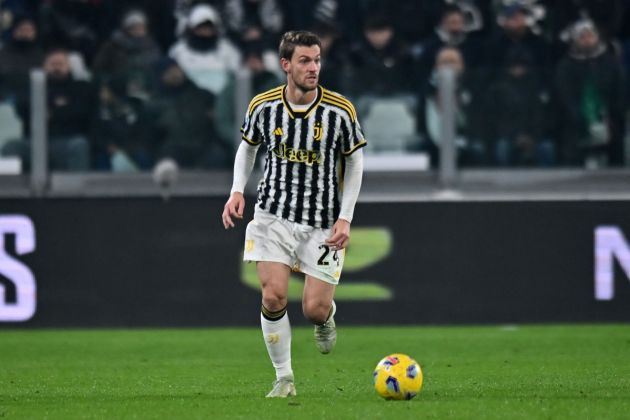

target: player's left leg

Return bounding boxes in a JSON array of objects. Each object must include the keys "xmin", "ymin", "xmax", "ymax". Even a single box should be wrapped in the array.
[
  {"xmin": 303, "ymin": 276, "xmax": 337, "ymax": 354},
  {"xmin": 296, "ymin": 226, "xmax": 344, "ymax": 354},
  {"xmin": 302, "ymin": 275, "xmax": 335, "ymax": 324}
]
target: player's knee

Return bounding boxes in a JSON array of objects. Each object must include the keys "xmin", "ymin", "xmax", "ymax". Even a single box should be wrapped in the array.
[
  {"xmin": 262, "ymin": 290, "xmax": 287, "ymax": 312},
  {"xmin": 302, "ymin": 300, "xmax": 330, "ymax": 324}
]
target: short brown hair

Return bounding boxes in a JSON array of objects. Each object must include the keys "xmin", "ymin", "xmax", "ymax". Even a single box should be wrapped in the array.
[{"xmin": 279, "ymin": 30, "xmax": 321, "ymax": 60}]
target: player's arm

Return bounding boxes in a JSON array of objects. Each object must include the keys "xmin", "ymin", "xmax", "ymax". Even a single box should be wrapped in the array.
[
  {"xmin": 325, "ymin": 149, "xmax": 364, "ymax": 250},
  {"xmin": 222, "ymin": 141, "xmax": 260, "ymax": 229}
]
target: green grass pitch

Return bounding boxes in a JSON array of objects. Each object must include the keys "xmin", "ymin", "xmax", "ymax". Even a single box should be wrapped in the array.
[{"xmin": 1, "ymin": 325, "xmax": 629, "ymax": 419}]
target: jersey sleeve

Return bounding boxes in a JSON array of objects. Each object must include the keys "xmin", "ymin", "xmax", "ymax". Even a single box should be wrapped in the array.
[
  {"xmin": 240, "ymin": 105, "xmax": 263, "ymax": 146},
  {"xmin": 341, "ymin": 115, "xmax": 367, "ymax": 156}
]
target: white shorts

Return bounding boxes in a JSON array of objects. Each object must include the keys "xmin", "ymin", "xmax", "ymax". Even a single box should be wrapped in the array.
[{"xmin": 243, "ymin": 208, "xmax": 345, "ymax": 285}]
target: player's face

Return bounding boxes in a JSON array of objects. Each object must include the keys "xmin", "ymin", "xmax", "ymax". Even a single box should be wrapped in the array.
[{"xmin": 283, "ymin": 45, "xmax": 321, "ymax": 92}]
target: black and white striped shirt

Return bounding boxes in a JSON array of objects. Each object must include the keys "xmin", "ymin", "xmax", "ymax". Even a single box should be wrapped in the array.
[{"xmin": 241, "ymin": 85, "xmax": 366, "ymax": 228}]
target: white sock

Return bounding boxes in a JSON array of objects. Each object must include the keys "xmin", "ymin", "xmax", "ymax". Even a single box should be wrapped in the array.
[{"xmin": 261, "ymin": 310, "xmax": 293, "ymax": 380}]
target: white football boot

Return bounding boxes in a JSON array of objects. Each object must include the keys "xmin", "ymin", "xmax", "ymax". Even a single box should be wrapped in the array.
[
  {"xmin": 266, "ymin": 376, "xmax": 297, "ymax": 398},
  {"xmin": 314, "ymin": 301, "xmax": 337, "ymax": 354}
]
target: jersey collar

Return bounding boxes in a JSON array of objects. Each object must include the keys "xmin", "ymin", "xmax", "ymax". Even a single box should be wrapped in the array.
[{"xmin": 282, "ymin": 85, "xmax": 323, "ymax": 119}]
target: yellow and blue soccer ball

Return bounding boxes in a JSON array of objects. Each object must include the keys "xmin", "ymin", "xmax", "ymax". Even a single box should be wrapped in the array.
[{"xmin": 373, "ymin": 353, "xmax": 423, "ymax": 400}]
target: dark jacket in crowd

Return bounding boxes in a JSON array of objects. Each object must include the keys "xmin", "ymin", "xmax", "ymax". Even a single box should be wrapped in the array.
[
  {"xmin": 485, "ymin": 69, "xmax": 552, "ymax": 147},
  {"xmin": 555, "ymin": 47, "xmax": 626, "ymax": 165},
  {"xmin": 92, "ymin": 30, "xmax": 162, "ymax": 78},
  {"xmin": 150, "ymin": 65, "xmax": 232, "ymax": 169},
  {"xmin": 38, "ymin": 0, "xmax": 108, "ymax": 61},
  {"xmin": 16, "ymin": 75, "xmax": 95, "ymax": 138},
  {"xmin": 319, "ymin": 38, "xmax": 349, "ymax": 93},
  {"xmin": 0, "ymin": 32, "xmax": 45, "ymax": 101},
  {"xmin": 348, "ymin": 36, "xmax": 415, "ymax": 96},
  {"xmin": 92, "ymin": 28, "xmax": 162, "ymax": 97},
  {"xmin": 484, "ymin": 30, "xmax": 551, "ymax": 76},
  {"xmin": 90, "ymin": 79, "xmax": 155, "ymax": 170}
]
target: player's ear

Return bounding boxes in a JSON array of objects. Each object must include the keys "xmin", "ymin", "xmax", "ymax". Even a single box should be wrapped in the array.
[{"xmin": 280, "ymin": 57, "xmax": 290, "ymax": 74}]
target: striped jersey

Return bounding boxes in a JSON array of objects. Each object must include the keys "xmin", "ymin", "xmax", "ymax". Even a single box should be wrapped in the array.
[{"xmin": 241, "ymin": 85, "xmax": 366, "ymax": 228}]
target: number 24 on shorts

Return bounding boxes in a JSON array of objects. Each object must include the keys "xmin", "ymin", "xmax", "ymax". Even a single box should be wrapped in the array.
[{"xmin": 317, "ymin": 244, "xmax": 341, "ymax": 266}]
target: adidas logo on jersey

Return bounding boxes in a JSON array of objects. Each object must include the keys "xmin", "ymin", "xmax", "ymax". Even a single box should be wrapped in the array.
[{"xmin": 273, "ymin": 127, "xmax": 283, "ymax": 136}]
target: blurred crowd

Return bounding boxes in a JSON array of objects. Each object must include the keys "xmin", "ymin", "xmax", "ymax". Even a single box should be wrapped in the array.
[{"xmin": 0, "ymin": 0, "xmax": 629, "ymax": 171}]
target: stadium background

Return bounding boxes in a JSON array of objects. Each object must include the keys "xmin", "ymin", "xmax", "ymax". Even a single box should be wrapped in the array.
[
  {"xmin": 1, "ymin": 0, "xmax": 630, "ymax": 326},
  {"xmin": 2, "ymin": 198, "xmax": 630, "ymax": 326},
  {"xmin": 1, "ymin": 1, "xmax": 630, "ymax": 418}
]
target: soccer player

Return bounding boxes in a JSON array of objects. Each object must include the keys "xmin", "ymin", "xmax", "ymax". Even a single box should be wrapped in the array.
[{"xmin": 221, "ymin": 31, "xmax": 366, "ymax": 398}]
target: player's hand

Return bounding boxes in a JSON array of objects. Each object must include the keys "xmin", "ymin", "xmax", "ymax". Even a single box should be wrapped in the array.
[
  {"xmin": 222, "ymin": 192, "xmax": 245, "ymax": 229},
  {"xmin": 325, "ymin": 219, "xmax": 350, "ymax": 250}
]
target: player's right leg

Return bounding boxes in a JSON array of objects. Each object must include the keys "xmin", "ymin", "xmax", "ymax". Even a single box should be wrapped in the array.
[
  {"xmin": 257, "ymin": 261, "xmax": 296, "ymax": 397},
  {"xmin": 243, "ymin": 209, "xmax": 299, "ymax": 397}
]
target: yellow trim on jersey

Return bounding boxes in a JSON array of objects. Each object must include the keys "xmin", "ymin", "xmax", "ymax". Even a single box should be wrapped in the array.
[
  {"xmin": 247, "ymin": 86, "xmax": 284, "ymax": 115},
  {"xmin": 322, "ymin": 97, "xmax": 355, "ymax": 122},
  {"xmin": 248, "ymin": 93, "xmax": 282, "ymax": 116},
  {"xmin": 303, "ymin": 88, "xmax": 324, "ymax": 119},
  {"xmin": 281, "ymin": 86, "xmax": 323, "ymax": 120},
  {"xmin": 342, "ymin": 140, "xmax": 367, "ymax": 156},
  {"xmin": 248, "ymin": 86, "xmax": 283, "ymax": 109},
  {"xmin": 322, "ymin": 93, "xmax": 356, "ymax": 120},
  {"xmin": 322, "ymin": 90, "xmax": 356, "ymax": 111},
  {"xmin": 322, "ymin": 89, "xmax": 357, "ymax": 120},
  {"xmin": 280, "ymin": 91, "xmax": 295, "ymax": 119},
  {"xmin": 248, "ymin": 87, "xmax": 282, "ymax": 113},
  {"xmin": 248, "ymin": 95, "xmax": 282, "ymax": 118},
  {"xmin": 242, "ymin": 134, "xmax": 261, "ymax": 146},
  {"xmin": 322, "ymin": 94, "xmax": 357, "ymax": 122}
]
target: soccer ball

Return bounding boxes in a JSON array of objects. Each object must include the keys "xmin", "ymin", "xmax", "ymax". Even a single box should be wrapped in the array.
[{"xmin": 373, "ymin": 353, "xmax": 423, "ymax": 400}]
